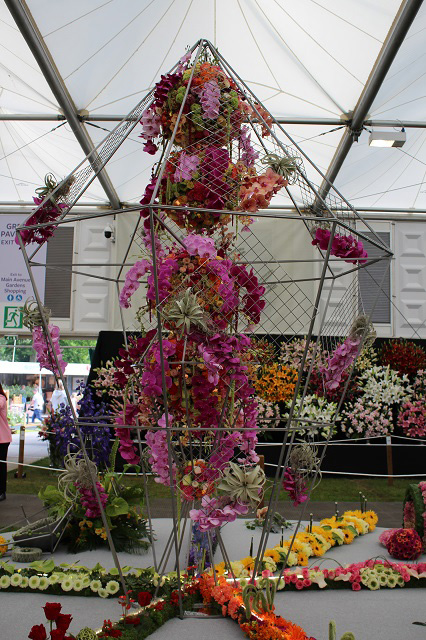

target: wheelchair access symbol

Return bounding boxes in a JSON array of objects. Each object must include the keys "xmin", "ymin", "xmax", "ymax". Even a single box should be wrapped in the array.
[{"xmin": 3, "ymin": 306, "xmax": 23, "ymax": 329}]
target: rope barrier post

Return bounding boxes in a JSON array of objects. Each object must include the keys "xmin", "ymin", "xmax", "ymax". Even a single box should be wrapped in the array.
[
  {"xmin": 14, "ymin": 422, "xmax": 27, "ymax": 479},
  {"xmin": 386, "ymin": 435, "xmax": 394, "ymax": 486}
]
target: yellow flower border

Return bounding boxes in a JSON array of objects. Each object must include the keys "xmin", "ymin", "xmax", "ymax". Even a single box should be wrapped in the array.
[{"xmin": 214, "ymin": 510, "xmax": 378, "ymax": 577}]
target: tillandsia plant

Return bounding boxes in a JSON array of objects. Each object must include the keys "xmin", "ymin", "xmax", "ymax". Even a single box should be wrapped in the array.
[
  {"xmin": 217, "ymin": 462, "xmax": 265, "ymax": 509},
  {"xmin": 17, "ymin": 173, "xmax": 74, "ymax": 246},
  {"xmin": 282, "ymin": 443, "xmax": 321, "ymax": 506},
  {"xmin": 261, "ymin": 152, "xmax": 300, "ymax": 182}
]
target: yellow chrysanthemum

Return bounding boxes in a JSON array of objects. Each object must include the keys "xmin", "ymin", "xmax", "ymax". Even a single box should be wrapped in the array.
[
  {"xmin": 263, "ymin": 549, "xmax": 280, "ymax": 563},
  {"xmin": 241, "ymin": 556, "xmax": 255, "ymax": 570},
  {"xmin": 297, "ymin": 552, "xmax": 308, "ymax": 566}
]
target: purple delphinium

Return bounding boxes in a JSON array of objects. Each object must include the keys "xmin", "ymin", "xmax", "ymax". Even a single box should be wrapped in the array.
[
  {"xmin": 53, "ymin": 382, "xmax": 112, "ymax": 467},
  {"xmin": 188, "ymin": 522, "xmax": 217, "ymax": 571}
]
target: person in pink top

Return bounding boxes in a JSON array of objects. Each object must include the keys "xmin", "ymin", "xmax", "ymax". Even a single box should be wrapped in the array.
[{"xmin": 0, "ymin": 382, "xmax": 12, "ymax": 501}]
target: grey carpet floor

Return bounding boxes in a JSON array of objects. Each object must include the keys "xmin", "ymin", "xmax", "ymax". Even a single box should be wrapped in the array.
[
  {"xmin": 1, "ymin": 520, "xmax": 425, "ymax": 640},
  {"xmin": 0, "ymin": 496, "xmax": 404, "ymax": 528}
]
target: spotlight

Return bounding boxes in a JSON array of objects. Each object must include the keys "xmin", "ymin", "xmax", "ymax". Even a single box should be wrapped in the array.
[{"xmin": 368, "ymin": 128, "xmax": 406, "ymax": 148}]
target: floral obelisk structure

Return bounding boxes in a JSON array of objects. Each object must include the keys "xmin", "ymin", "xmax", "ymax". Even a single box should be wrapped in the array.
[{"xmin": 16, "ymin": 40, "xmax": 392, "ymax": 607}]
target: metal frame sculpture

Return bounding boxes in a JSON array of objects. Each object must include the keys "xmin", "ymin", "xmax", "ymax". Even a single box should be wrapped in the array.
[{"xmin": 16, "ymin": 40, "xmax": 392, "ymax": 616}]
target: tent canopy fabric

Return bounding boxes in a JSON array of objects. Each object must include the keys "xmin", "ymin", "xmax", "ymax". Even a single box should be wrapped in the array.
[{"xmin": 0, "ymin": 0, "xmax": 425, "ymax": 211}]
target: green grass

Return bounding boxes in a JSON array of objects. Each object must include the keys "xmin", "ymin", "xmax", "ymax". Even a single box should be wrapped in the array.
[{"xmin": 8, "ymin": 458, "xmax": 422, "ymax": 502}]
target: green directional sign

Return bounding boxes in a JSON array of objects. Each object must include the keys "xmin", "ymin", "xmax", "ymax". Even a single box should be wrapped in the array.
[{"xmin": 3, "ymin": 306, "xmax": 23, "ymax": 329}]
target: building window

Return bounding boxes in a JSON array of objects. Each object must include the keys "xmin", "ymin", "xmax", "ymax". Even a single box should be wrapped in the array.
[
  {"xmin": 44, "ymin": 227, "xmax": 74, "ymax": 318},
  {"xmin": 358, "ymin": 231, "xmax": 391, "ymax": 324}
]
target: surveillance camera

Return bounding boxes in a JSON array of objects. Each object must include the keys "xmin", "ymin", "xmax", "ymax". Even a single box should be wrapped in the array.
[{"xmin": 104, "ymin": 223, "xmax": 115, "ymax": 242}]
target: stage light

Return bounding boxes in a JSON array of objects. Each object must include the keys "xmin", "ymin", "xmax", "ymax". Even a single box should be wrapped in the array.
[{"xmin": 369, "ymin": 129, "xmax": 406, "ymax": 148}]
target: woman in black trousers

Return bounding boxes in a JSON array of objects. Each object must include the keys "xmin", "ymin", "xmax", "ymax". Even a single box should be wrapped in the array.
[{"xmin": 0, "ymin": 383, "xmax": 12, "ymax": 501}]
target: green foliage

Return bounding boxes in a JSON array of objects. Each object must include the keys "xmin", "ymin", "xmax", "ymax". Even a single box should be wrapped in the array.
[
  {"xmin": 329, "ymin": 620, "xmax": 356, "ymax": 640},
  {"xmin": 38, "ymin": 485, "xmax": 69, "ymax": 519},
  {"xmin": 106, "ymin": 497, "xmax": 129, "ymax": 517},
  {"xmin": 242, "ymin": 580, "xmax": 276, "ymax": 621},
  {"xmin": 0, "ymin": 338, "xmax": 95, "ymax": 364}
]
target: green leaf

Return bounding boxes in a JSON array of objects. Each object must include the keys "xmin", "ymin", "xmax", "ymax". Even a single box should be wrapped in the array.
[
  {"xmin": 106, "ymin": 497, "xmax": 129, "ymax": 517},
  {"xmin": 91, "ymin": 563, "xmax": 105, "ymax": 573},
  {"xmin": 123, "ymin": 464, "xmax": 141, "ymax": 474},
  {"xmin": 109, "ymin": 568, "xmax": 119, "ymax": 576},
  {"xmin": 346, "ymin": 525, "xmax": 358, "ymax": 536},
  {"xmin": 0, "ymin": 562, "xmax": 14, "ymax": 575},
  {"xmin": 29, "ymin": 559, "xmax": 55, "ymax": 573}
]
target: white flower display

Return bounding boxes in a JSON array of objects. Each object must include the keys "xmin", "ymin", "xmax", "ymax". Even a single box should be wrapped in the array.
[
  {"xmin": 72, "ymin": 579, "xmax": 84, "ymax": 591},
  {"xmin": 90, "ymin": 579, "xmax": 102, "ymax": 592},
  {"xmin": 61, "ymin": 577, "xmax": 73, "ymax": 592},
  {"xmin": 359, "ymin": 365, "xmax": 412, "ymax": 405},
  {"xmin": 284, "ymin": 394, "xmax": 339, "ymax": 438},
  {"xmin": 0, "ymin": 575, "xmax": 11, "ymax": 589},
  {"xmin": 38, "ymin": 577, "xmax": 49, "ymax": 591},
  {"xmin": 98, "ymin": 587, "xmax": 109, "ymax": 598},
  {"xmin": 10, "ymin": 574, "xmax": 22, "ymax": 587},
  {"xmin": 28, "ymin": 576, "xmax": 40, "ymax": 589},
  {"xmin": 106, "ymin": 580, "xmax": 120, "ymax": 595}
]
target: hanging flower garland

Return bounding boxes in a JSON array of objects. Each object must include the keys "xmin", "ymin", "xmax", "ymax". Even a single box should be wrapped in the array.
[{"xmin": 311, "ymin": 228, "xmax": 368, "ymax": 264}]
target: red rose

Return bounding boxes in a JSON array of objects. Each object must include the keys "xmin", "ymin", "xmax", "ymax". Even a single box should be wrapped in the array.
[
  {"xmin": 55, "ymin": 614, "xmax": 72, "ymax": 632},
  {"xmin": 137, "ymin": 591, "xmax": 153, "ymax": 607},
  {"xmin": 50, "ymin": 631, "xmax": 65, "ymax": 640},
  {"xmin": 43, "ymin": 603, "xmax": 62, "ymax": 621},
  {"xmin": 153, "ymin": 601, "xmax": 165, "ymax": 611},
  {"xmin": 125, "ymin": 616, "xmax": 140, "ymax": 626},
  {"xmin": 28, "ymin": 625, "xmax": 47, "ymax": 640}
]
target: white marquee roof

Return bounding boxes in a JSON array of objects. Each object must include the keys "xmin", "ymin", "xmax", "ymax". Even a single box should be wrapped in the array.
[{"xmin": 1, "ymin": 0, "xmax": 425, "ymax": 212}]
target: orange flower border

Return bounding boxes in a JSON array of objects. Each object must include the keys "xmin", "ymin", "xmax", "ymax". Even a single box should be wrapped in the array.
[{"xmin": 199, "ymin": 574, "xmax": 313, "ymax": 640}]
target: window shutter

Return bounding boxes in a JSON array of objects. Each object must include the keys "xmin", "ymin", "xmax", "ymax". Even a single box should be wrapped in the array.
[
  {"xmin": 45, "ymin": 227, "xmax": 74, "ymax": 318},
  {"xmin": 359, "ymin": 231, "xmax": 391, "ymax": 323}
]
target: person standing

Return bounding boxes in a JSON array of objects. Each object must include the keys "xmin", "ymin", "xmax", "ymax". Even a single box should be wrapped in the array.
[
  {"xmin": 31, "ymin": 386, "xmax": 44, "ymax": 423},
  {"xmin": 50, "ymin": 381, "xmax": 68, "ymax": 412},
  {"xmin": 0, "ymin": 383, "xmax": 12, "ymax": 501}
]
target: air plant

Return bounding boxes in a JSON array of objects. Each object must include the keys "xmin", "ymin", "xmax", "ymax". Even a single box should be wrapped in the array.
[
  {"xmin": 348, "ymin": 314, "xmax": 376, "ymax": 347},
  {"xmin": 166, "ymin": 287, "xmax": 209, "ymax": 335},
  {"xmin": 22, "ymin": 297, "xmax": 51, "ymax": 330},
  {"xmin": 261, "ymin": 153, "xmax": 300, "ymax": 182},
  {"xmin": 217, "ymin": 462, "xmax": 265, "ymax": 508},
  {"xmin": 58, "ymin": 450, "xmax": 99, "ymax": 502}
]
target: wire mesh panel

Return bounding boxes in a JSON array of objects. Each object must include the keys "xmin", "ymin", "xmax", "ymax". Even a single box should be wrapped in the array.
[{"xmin": 16, "ymin": 40, "xmax": 393, "ymax": 598}]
